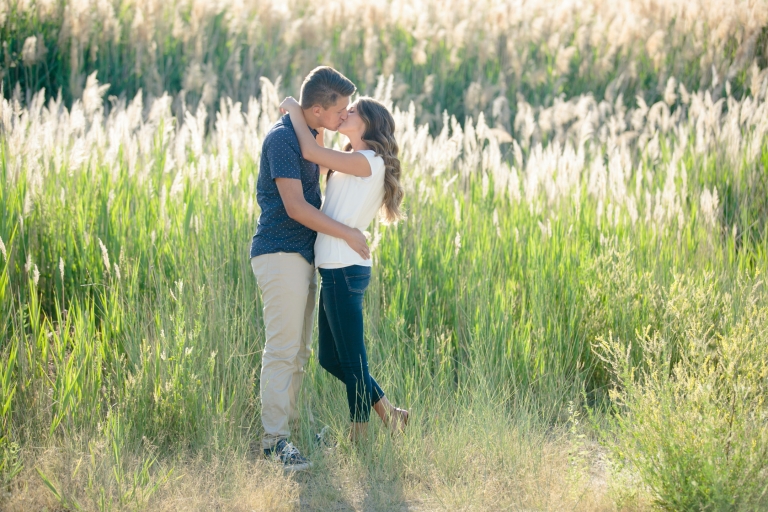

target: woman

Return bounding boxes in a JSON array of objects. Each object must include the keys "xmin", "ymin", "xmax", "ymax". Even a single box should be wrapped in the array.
[{"xmin": 279, "ymin": 95, "xmax": 409, "ymax": 441}]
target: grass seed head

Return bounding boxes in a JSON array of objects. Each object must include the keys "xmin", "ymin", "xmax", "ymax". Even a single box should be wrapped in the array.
[{"xmin": 98, "ymin": 238, "xmax": 111, "ymax": 275}]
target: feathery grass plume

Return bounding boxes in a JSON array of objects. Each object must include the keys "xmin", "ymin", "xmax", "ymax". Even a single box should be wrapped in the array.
[
  {"xmin": 2, "ymin": 71, "xmax": 767, "ymax": 237},
  {"xmin": 0, "ymin": 236, "xmax": 6, "ymax": 261},
  {"xmin": 493, "ymin": 208, "xmax": 501, "ymax": 238},
  {"xmin": 368, "ymin": 225, "xmax": 382, "ymax": 254},
  {"xmin": 3, "ymin": 0, "xmax": 767, "ymax": 126},
  {"xmin": 98, "ymin": 238, "xmax": 111, "ymax": 275},
  {"xmin": 453, "ymin": 195, "xmax": 461, "ymax": 224},
  {"xmin": 21, "ymin": 36, "xmax": 41, "ymax": 67},
  {"xmin": 699, "ymin": 188, "xmax": 720, "ymax": 228}
]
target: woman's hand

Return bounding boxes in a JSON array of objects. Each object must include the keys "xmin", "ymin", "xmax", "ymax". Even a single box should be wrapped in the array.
[{"xmin": 279, "ymin": 96, "xmax": 302, "ymax": 114}]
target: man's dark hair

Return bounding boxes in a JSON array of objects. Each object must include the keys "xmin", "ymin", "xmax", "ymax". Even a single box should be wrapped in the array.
[{"xmin": 299, "ymin": 66, "xmax": 356, "ymax": 109}]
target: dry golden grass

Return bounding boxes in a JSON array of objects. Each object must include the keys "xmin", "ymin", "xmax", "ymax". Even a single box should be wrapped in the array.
[
  {"xmin": 5, "ymin": 449, "xmax": 297, "ymax": 511},
  {"xmin": 3, "ymin": 418, "xmax": 646, "ymax": 511}
]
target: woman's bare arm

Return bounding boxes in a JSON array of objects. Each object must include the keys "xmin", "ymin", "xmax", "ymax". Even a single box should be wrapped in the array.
[
  {"xmin": 315, "ymin": 129, "xmax": 329, "ymax": 175},
  {"xmin": 281, "ymin": 97, "xmax": 372, "ymax": 178}
]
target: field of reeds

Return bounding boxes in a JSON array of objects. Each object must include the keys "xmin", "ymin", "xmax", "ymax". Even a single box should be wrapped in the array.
[{"xmin": 2, "ymin": 0, "xmax": 768, "ymax": 510}]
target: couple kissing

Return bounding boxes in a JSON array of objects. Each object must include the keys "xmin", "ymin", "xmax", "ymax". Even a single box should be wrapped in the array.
[{"xmin": 249, "ymin": 66, "xmax": 409, "ymax": 471}]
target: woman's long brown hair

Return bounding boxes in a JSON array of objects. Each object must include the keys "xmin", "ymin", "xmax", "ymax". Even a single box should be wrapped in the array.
[{"xmin": 328, "ymin": 97, "xmax": 404, "ymax": 224}]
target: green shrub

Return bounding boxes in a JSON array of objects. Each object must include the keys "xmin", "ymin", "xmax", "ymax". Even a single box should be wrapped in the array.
[{"xmin": 597, "ymin": 274, "xmax": 768, "ymax": 511}]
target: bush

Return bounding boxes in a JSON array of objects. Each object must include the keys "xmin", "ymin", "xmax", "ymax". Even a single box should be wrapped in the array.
[{"xmin": 597, "ymin": 274, "xmax": 768, "ymax": 511}]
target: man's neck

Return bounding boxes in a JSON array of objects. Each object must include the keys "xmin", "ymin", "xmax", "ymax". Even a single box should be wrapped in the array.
[{"xmin": 301, "ymin": 109, "xmax": 322, "ymax": 131}]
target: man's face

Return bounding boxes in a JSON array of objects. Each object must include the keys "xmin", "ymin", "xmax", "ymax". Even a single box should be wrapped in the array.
[{"xmin": 313, "ymin": 96, "xmax": 351, "ymax": 131}]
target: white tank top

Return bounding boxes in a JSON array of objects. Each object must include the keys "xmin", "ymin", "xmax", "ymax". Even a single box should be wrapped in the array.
[{"xmin": 314, "ymin": 150, "xmax": 385, "ymax": 269}]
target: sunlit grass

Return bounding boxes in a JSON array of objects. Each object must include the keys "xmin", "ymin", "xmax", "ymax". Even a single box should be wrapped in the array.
[
  {"xmin": 2, "ymin": 0, "xmax": 766, "ymax": 127},
  {"xmin": 1, "ymin": 4, "xmax": 768, "ymax": 506}
]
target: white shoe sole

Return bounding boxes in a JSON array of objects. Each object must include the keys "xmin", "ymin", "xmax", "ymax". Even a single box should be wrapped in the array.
[{"xmin": 283, "ymin": 461, "xmax": 312, "ymax": 472}]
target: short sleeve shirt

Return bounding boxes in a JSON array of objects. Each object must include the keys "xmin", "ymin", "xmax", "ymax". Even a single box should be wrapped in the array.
[{"xmin": 250, "ymin": 115, "xmax": 322, "ymax": 264}]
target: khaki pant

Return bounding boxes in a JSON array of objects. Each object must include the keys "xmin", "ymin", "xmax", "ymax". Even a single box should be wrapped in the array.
[{"xmin": 251, "ymin": 252, "xmax": 316, "ymax": 450}]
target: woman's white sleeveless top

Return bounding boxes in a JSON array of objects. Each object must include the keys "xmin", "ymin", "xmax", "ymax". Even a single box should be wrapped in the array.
[{"xmin": 314, "ymin": 150, "xmax": 385, "ymax": 269}]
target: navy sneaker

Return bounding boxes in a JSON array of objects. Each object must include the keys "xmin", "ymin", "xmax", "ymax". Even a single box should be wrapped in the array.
[{"xmin": 263, "ymin": 439, "xmax": 312, "ymax": 472}]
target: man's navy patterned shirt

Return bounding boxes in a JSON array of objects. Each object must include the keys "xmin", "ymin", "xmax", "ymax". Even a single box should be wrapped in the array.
[{"xmin": 250, "ymin": 114, "xmax": 321, "ymax": 264}]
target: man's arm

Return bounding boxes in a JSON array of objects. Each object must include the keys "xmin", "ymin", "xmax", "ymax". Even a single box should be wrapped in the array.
[{"xmin": 276, "ymin": 178, "xmax": 370, "ymax": 260}]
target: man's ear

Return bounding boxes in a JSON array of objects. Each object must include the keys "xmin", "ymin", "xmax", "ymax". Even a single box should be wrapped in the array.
[{"xmin": 311, "ymin": 105, "xmax": 323, "ymax": 118}]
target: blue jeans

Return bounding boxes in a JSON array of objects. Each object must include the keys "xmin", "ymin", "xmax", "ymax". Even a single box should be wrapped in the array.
[{"xmin": 317, "ymin": 265, "xmax": 385, "ymax": 423}]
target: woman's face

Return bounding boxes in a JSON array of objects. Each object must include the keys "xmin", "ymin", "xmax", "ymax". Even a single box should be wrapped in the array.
[{"xmin": 338, "ymin": 102, "xmax": 366, "ymax": 138}]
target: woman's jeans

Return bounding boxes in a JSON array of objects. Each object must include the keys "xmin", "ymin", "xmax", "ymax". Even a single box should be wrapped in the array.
[{"xmin": 317, "ymin": 265, "xmax": 384, "ymax": 423}]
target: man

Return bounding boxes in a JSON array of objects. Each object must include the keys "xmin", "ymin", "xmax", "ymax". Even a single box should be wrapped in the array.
[{"xmin": 250, "ymin": 66, "xmax": 369, "ymax": 471}]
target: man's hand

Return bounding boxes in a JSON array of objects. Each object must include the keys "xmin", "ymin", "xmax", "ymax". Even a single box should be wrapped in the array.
[
  {"xmin": 279, "ymin": 96, "xmax": 301, "ymax": 115},
  {"xmin": 275, "ymin": 178, "xmax": 370, "ymax": 260},
  {"xmin": 343, "ymin": 228, "xmax": 371, "ymax": 260}
]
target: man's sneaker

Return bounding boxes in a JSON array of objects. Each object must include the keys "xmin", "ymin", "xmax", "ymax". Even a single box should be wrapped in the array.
[{"xmin": 263, "ymin": 439, "xmax": 312, "ymax": 472}]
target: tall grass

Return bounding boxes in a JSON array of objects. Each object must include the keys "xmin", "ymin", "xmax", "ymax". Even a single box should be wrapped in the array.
[
  {"xmin": 2, "ymin": 0, "xmax": 767, "ymax": 127},
  {"xmin": 1, "ymin": 26, "xmax": 768, "ymax": 511}
]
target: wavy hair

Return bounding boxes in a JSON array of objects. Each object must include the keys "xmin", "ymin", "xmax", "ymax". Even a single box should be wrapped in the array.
[{"xmin": 330, "ymin": 97, "xmax": 404, "ymax": 224}]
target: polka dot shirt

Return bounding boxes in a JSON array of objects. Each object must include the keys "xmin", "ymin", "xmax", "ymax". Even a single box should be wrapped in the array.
[{"xmin": 250, "ymin": 114, "xmax": 322, "ymax": 264}]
